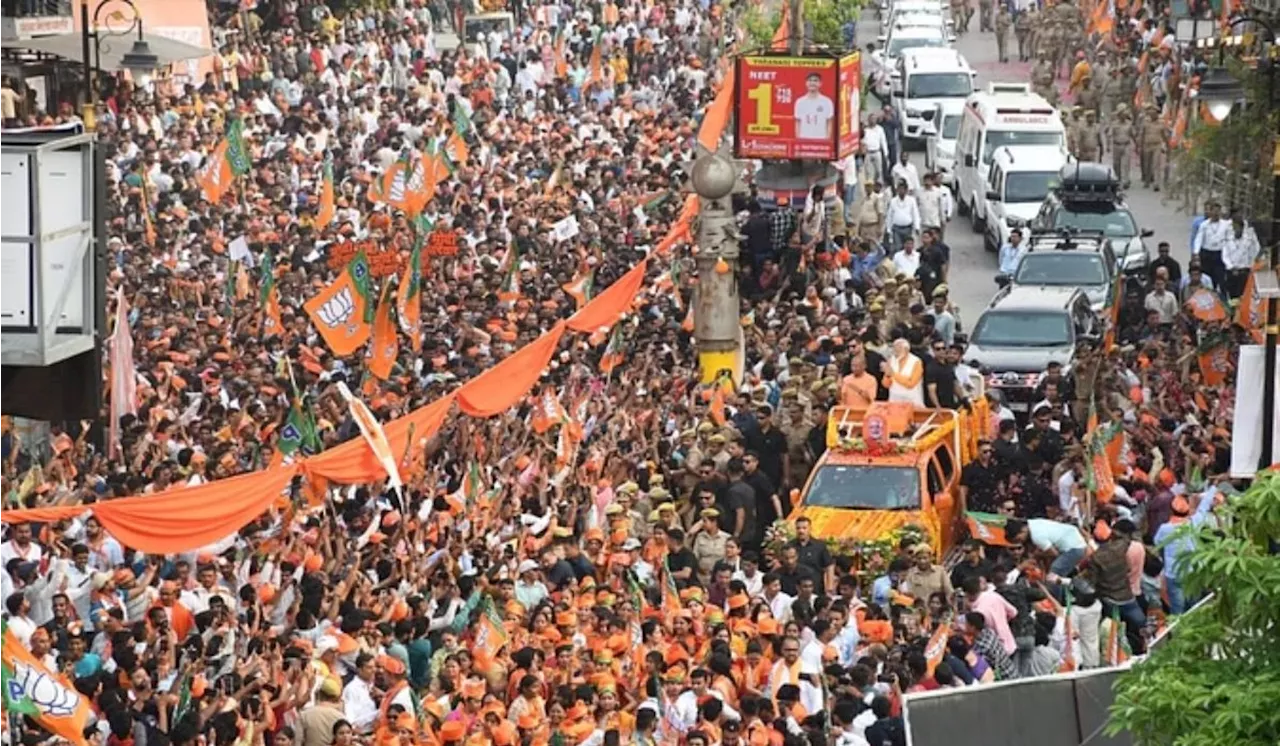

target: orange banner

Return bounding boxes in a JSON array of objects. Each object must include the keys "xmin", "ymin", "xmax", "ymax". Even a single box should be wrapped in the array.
[
  {"xmin": 457, "ymin": 323, "xmax": 568, "ymax": 417},
  {"xmin": 567, "ymin": 260, "xmax": 649, "ymax": 332},
  {"xmin": 698, "ymin": 64, "xmax": 736, "ymax": 152}
]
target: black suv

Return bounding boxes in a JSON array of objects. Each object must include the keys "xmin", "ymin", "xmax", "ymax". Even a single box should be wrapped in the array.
[
  {"xmin": 996, "ymin": 230, "xmax": 1118, "ymax": 313},
  {"xmin": 1029, "ymin": 162, "xmax": 1153, "ymax": 273},
  {"xmin": 967, "ymin": 286, "xmax": 1101, "ymax": 416}
]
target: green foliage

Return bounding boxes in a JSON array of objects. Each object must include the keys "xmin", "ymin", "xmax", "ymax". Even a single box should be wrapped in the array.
[
  {"xmin": 740, "ymin": 0, "xmax": 863, "ymax": 53},
  {"xmin": 804, "ymin": 0, "xmax": 862, "ymax": 51},
  {"xmin": 742, "ymin": 5, "xmax": 782, "ymax": 51},
  {"xmin": 1106, "ymin": 472, "xmax": 1280, "ymax": 746}
]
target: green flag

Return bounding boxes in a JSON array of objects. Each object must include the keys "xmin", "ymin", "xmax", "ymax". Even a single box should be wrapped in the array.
[
  {"xmin": 348, "ymin": 251, "xmax": 376, "ymax": 324},
  {"xmin": 452, "ymin": 105, "xmax": 472, "ymax": 138},
  {"xmin": 278, "ymin": 405, "xmax": 321, "ymax": 457},
  {"xmin": 226, "ymin": 118, "xmax": 252, "ymax": 177},
  {"xmin": 1, "ymin": 621, "xmax": 38, "ymax": 718},
  {"xmin": 258, "ymin": 250, "xmax": 275, "ymax": 306}
]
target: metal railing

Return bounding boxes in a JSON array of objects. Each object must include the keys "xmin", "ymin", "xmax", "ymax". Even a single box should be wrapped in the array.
[{"xmin": 1165, "ymin": 152, "xmax": 1275, "ymax": 225}]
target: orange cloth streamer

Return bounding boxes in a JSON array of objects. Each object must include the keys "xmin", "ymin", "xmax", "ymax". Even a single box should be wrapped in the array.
[
  {"xmin": 567, "ymin": 260, "xmax": 649, "ymax": 333},
  {"xmin": 2, "ymin": 464, "xmax": 299, "ymax": 555},
  {"xmin": 306, "ymin": 394, "xmax": 454, "ymax": 484},
  {"xmin": 697, "ymin": 65, "xmax": 736, "ymax": 152},
  {"xmin": 457, "ymin": 323, "xmax": 567, "ymax": 417}
]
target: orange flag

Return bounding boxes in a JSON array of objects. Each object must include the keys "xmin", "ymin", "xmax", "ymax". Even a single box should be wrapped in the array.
[
  {"xmin": 1236, "ymin": 262, "xmax": 1266, "ymax": 343},
  {"xmin": 698, "ymin": 65, "xmax": 736, "ymax": 152},
  {"xmin": 315, "ymin": 161, "xmax": 336, "ymax": 229},
  {"xmin": 336, "ymin": 381, "xmax": 403, "ymax": 490},
  {"xmin": 1185, "ymin": 288, "xmax": 1228, "ymax": 322},
  {"xmin": 3, "ymin": 625, "xmax": 93, "ymax": 745},
  {"xmin": 531, "ymin": 385, "xmax": 568, "ymax": 434},
  {"xmin": 304, "ymin": 255, "xmax": 374, "ymax": 357},
  {"xmin": 366, "ymin": 285, "xmax": 398, "ymax": 381},
  {"xmin": 197, "ymin": 139, "xmax": 233, "ymax": 203},
  {"xmin": 445, "ymin": 131, "xmax": 470, "ymax": 168},
  {"xmin": 771, "ymin": 3, "xmax": 791, "ymax": 49},
  {"xmin": 262, "ymin": 286, "xmax": 285, "ymax": 339},
  {"xmin": 924, "ymin": 623, "xmax": 950, "ymax": 676},
  {"xmin": 1198, "ymin": 342, "xmax": 1233, "ymax": 387},
  {"xmin": 708, "ymin": 384, "xmax": 727, "ymax": 426},
  {"xmin": 588, "ymin": 40, "xmax": 604, "ymax": 86}
]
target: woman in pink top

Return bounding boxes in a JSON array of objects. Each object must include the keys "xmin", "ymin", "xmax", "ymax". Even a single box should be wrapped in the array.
[{"xmin": 961, "ymin": 576, "xmax": 1018, "ymax": 655}]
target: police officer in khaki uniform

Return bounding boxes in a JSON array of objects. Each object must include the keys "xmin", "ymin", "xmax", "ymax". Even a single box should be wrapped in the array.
[
  {"xmin": 996, "ymin": 6, "xmax": 1011, "ymax": 63},
  {"xmin": 1032, "ymin": 53, "xmax": 1057, "ymax": 103},
  {"xmin": 1075, "ymin": 73, "xmax": 1100, "ymax": 116},
  {"xmin": 1139, "ymin": 105, "xmax": 1166, "ymax": 190},
  {"xmin": 1076, "ymin": 110, "xmax": 1102, "ymax": 162},
  {"xmin": 1014, "ymin": 7, "xmax": 1034, "ymax": 62},
  {"xmin": 690, "ymin": 508, "xmax": 731, "ymax": 579},
  {"xmin": 1110, "ymin": 104, "xmax": 1135, "ymax": 188},
  {"xmin": 979, "ymin": 0, "xmax": 994, "ymax": 32},
  {"xmin": 1065, "ymin": 107, "xmax": 1082, "ymax": 156}
]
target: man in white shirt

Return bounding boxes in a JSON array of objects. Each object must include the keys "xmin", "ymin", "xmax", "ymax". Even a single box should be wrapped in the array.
[
  {"xmin": 863, "ymin": 114, "xmax": 887, "ymax": 186},
  {"xmin": 763, "ymin": 573, "xmax": 795, "ymax": 623},
  {"xmin": 889, "ymin": 152, "xmax": 921, "ymax": 194},
  {"xmin": 1191, "ymin": 200, "xmax": 1231, "ymax": 292},
  {"xmin": 1, "ymin": 524, "xmax": 43, "ymax": 567},
  {"xmin": 885, "ymin": 182, "xmax": 920, "ymax": 252},
  {"xmin": 1222, "ymin": 213, "xmax": 1261, "ymax": 298},
  {"xmin": 998, "ymin": 227, "xmax": 1026, "ymax": 275},
  {"xmin": 794, "ymin": 73, "xmax": 835, "ymax": 140},
  {"xmin": 342, "ymin": 653, "xmax": 380, "ymax": 733},
  {"xmin": 674, "ymin": 668, "xmax": 741, "ymax": 727},
  {"xmin": 917, "ymin": 173, "xmax": 946, "ymax": 235},
  {"xmin": 838, "ymin": 153, "xmax": 859, "ymax": 221}
]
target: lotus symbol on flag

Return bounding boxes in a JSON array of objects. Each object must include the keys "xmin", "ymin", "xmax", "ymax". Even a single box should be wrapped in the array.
[
  {"xmin": 316, "ymin": 288, "xmax": 356, "ymax": 329},
  {"xmin": 8, "ymin": 660, "xmax": 82, "ymax": 718}
]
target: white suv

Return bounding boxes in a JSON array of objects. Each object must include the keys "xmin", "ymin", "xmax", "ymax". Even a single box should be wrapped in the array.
[{"xmin": 893, "ymin": 47, "xmax": 973, "ymax": 145}]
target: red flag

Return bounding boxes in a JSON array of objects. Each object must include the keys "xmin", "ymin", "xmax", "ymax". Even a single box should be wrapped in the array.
[{"xmin": 107, "ymin": 287, "xmax": 137, "ymax": 461}]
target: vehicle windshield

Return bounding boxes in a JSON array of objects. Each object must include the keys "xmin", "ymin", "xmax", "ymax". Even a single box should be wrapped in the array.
[
  {"xmin": 1053, "ymin": 207, "xmax": 1138, "ymax": 238},
  {"xmin": 805, "ymin": 465, "xmax": 921, "ymax": 510},
  {"xmin": 907, "ymin": 72, "xmax": 972, "ymax": 98},
  {"xmin": 1003, "ymin": 171, "xmax": 1058, "ymax": 203},
  {"xmin": 971, "ymin": 310, "xmax": 1072, "ymax": 347},
  {"xmin": 888, "ymin": 36, "xmax": 946, "ymax": 56},
  {"xmin": 982, "ymin": 131, "xmax": 1063, "ymax": 164},
  {"xmin": 940, "ymin": 114, "xmax": 961, "ymax": 139},
  {"xmin": 1014, "ymin": 254, "xmax": 1107, "ymax": 286}
]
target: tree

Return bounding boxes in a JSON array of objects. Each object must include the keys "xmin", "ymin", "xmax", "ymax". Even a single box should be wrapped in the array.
[
  {"xmin": 1105, "ymin": 471, "xmax": 1280, "ymax": 746},
  {"xmin": 741, "ymin": 0, "xmax": 863, "ymax": 52}
]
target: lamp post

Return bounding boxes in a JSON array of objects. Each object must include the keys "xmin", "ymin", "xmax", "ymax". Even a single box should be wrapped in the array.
[
  {"xmin": 1196, "ymin": 15, "xmax": 1280, "ymax": 473},
  {"xmin": 80, "ymin": 0, "xmax": 159, "ymax": 131}
]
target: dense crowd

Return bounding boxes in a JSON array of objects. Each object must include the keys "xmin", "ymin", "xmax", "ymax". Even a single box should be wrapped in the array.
[{"xmin": 0, "ymin": 1, "xmax": 1265, "ymax": 746}]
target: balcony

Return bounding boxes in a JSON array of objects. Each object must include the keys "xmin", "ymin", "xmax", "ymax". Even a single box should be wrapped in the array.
[{"xmin": 2, "ymin": 1, "xmax": 74, "ymax": 41}]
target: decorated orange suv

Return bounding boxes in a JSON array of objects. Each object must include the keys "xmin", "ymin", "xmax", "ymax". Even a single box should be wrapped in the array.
[{"xmin": 788, "ymin": 400, "xmax": 988, "ymax": 559}]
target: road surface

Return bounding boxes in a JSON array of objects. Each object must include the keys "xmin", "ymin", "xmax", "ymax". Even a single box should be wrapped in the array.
[{"xmin": 855, "ymin": 16, "xmax": 1195, "ymax": 324}]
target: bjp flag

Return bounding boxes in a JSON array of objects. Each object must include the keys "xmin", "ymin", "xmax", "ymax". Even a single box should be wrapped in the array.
[
  {"xmin": 1236, "ymin": 263, "xmax": 1266, "ymax": 343},
  {"xmin": 473, "ymin": 601, "xmax": 509, "ymax": 666},
  {"xmin": 304, "ymin": 254, "xmax": 374, "ymax": 357},
  {"xmin": 366, "ymin": 286, "xmax": 398, "ymax": 382},
  {"xmin": 2, "ymin": 624, "xmax": 92, "ymax": 746},
  {"xmin": 923, "ymin": 623, "xmax": 950, "ymax": 676},
  {"xmin": 197, "ymin": 139, "xmax": 233, "ymax": 204},
  {"xmin": 1185, "ymin": 287, "xmax": 1228, "ymax": 322}
]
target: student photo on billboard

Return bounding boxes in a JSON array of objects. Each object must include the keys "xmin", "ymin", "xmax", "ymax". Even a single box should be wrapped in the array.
[{"xmin": 794, "ymin": 72, "xmax": 834, "ymax": 140}]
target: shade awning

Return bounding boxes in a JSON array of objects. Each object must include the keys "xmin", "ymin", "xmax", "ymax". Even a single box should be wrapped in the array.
[{"xmin": 5, "ymin": 31, "xmax": 211, "ymax": 70}]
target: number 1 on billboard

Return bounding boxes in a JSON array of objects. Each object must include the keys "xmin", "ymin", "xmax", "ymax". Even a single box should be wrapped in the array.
[{"xmin": 745, "ymin": 84, "xmax": 780, "ymax": 135}]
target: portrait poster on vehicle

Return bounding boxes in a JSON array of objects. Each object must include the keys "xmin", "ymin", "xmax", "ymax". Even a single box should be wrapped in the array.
[
  {"xmin": 735, "ymin": 55, "xmax": 842, "ymax": 160},
  {"xmin": 837, "ymin": 52, "xmax": 862, "ymax": 159}
]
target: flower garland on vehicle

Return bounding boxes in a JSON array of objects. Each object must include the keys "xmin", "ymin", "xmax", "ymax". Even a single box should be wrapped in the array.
[
  {"xmin": 833, "ymin": 436, "xmax": 907, "ymax": 457},
  {"xmin": 764, "ymin": 520, "xmax": 930, "ymax": 584}
]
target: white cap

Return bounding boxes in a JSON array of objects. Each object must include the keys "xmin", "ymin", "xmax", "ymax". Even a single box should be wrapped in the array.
[
  {"xmin": 315, "ymin": 636, "xmax": 340, "ymax": 655},
  {"xmin": 517, "ymin": 559, "xmax": 539, "ymax": 575}
]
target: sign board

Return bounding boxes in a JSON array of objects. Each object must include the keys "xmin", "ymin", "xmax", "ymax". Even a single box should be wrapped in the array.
[
  {"xmin": 3, "ymin": 15, "xmax": 74, "ymax": 40},
  {"xmin": 326, "ymin": 240, "xmax": 402, "ymax": 277},
  {"xmin": 837, "ymin": 52, "xmax": 862, "ymax": 159},
  {"xmin": 426, "ymin": 229, "xmax": 460, "ymax": 257},
  {"xmin": 735, "ymin": 54, "xmax": 850, "ymax": 161}
]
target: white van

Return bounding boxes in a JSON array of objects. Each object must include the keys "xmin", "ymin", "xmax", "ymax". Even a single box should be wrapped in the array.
[
  {"xmin": 980, "ymin": 145, "xmax": 1068, "ymax": 253},
  {"xmin": 924, "ymin": 99, "xmax": 965, "ymax": 189},
  {"xmin": 892, "ymin": 48, "xmax": 974, "ymax": 145},
  {"xmin": 954, "ymin": 83, "xmax": 1066, "ymax": 232}
]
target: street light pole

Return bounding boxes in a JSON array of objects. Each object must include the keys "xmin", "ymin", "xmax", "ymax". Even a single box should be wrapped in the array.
[
  {"xmin": 78, "ymin": 0, "xmax": 159, "ymax": 132},
  {"xmin": 1196, "ymin": 16, "xmax": 1280, "ymax": 472}
]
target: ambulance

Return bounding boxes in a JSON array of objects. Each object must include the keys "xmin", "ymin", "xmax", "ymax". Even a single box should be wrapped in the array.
[{"xmin": 954, "ymin": 82, "xmax": 1067, "ymax": 234}]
